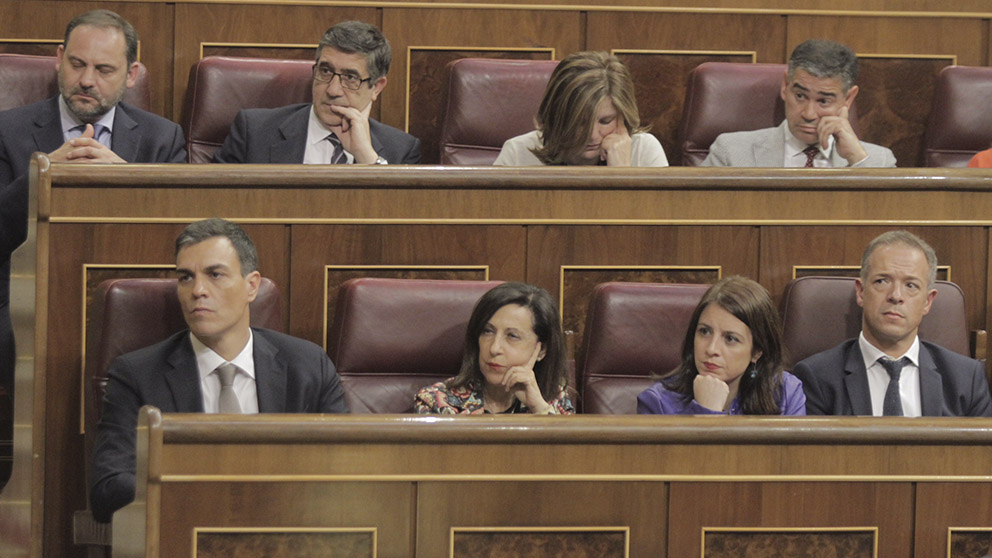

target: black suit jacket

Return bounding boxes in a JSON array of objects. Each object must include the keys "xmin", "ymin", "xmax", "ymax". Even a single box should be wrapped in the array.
[
  {"xmin": 212, "ymin": 103, "xmax": 421, "ymax": 164},
  {"xmin": 89, "ymin": 327, "xmax": 348, "ymax": 522},
  {"xmin": 793, "ymin": 338, "xmax": 992, "ymax": 417},
  {"xmin": 0, "ymin": 96, "xmax": 186, "ymax": 416}
]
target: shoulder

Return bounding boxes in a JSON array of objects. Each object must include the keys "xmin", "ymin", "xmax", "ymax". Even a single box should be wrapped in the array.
[
  {"xmin": 920, "ymin": 340, "xmax": 981, "ymax": 372},
  {"xmin": 234, "ymin": 103, "xmax": 310, "ymax": 127},
  {"xmin": 858, "ymin": 141, "xmax": 897, "ymax": 167},
  {"xmin": 116, "ymin": 102, "xmax": 181, "ymax": 130},
  {"xmin": 493, "ymin": 131, "xmax": 543, "ymax": 166},
  {"xmin": 793, "ymin": 339, "xmax": 859, "ymax": 379},
  {"xmin": 111, "ymin": 330, "xmax": 189, "ymax": 370},
  {"xmin": 368, "ymin": 117, "xmax": 418, "ymax": 144},
  {"xmin": 780, "ymin": 370, "xmax": 805, "ymax": 392},
  {"xmin": 713, "ymin": 127, "xmax": 776, "ymax": 146},
  {"xmin": 630, "ymin": 132, "xmax": 669, "ymax": 167},
  {"xmin": 253, "ymin": 327, "xmax": 326, "ymax": 357},
  {"xmin": 0, "ymin": 97, "xmax": 53, "ymax": 123},
  {"xmin": 636, "ymin": 380, "xmax": 684, "ymax": 414}
]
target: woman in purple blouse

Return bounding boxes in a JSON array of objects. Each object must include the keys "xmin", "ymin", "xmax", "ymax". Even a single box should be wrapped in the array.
[{"xmin": 637, "ymin": 276, "xmax": 806, "ymax": 415}]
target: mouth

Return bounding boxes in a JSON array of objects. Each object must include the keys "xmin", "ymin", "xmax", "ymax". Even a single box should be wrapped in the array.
[
  {"xmin": 486, "ymin": 362, "xmax": 505, "ymax": 371},
  {"xmin": 701, "ymin": 362, "xmax": 720, "ymax": 372}
]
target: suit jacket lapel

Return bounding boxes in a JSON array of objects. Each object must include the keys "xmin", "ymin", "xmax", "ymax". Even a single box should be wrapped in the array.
[
  {"xmin": 843, "ymin": 343, "xmax": 874, "ymax": 415},
  {"xmin": 32, "ymin": 97, "xmax": 66, "ymax": 154},
  {"xmin": 918, "ymin": 344, "xmax": 944, "ymax": 416},
  {"xmin": 110, "ymin": 104, "xmax": 139, "ymax": 162},
  {"xmin": 753, "ymin": 123, "xmax": 785, "ymax": 166},
  {"xmin": 271, "ymin": 106, "xmax": 309, "ymax": 163},
  {"xmin": 163, "ymin": 334, "xmax": 205, "ymax": 412},
  {"xmin": 253, "ymin": 331, "xmax": 287, "ymax": 412}
]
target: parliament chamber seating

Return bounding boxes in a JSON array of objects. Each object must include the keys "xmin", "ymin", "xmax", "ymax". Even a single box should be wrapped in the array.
[
  {"xmin": 924, "ymin": 65, "xmax": 992, "ymax": 167},
  {"xmin": 577, "ymin": 281, "xmax": 709, "ymax": 414},
  {"xmin": 181, "ymin": 56, "xmax": 314, "ymax": 163},
  {"xmin": 438, "ymin": 57, "xmax": 558, "ymax": 165},
  {"xmin": 83, "ymin": 277, "xmax": 282, "ymax": 455},
  {"xmin": 0, "ymin": 53, "xmax": 151, "ymax": 112},
  {"xmin": 677, "ymin": 61, "xmax": 861, "ymax": 166},
  {"xmin": 779, "ymin": 276, "xmax": 983, "ymax": 371},
  {"xmin": 327, "ymin": 277, "xmax": 502, "ymax": 413}
]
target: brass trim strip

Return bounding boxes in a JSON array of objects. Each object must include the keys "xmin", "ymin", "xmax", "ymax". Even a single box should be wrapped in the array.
[
  {"xmin": 946, "ymin": 527, "xmax": 992, "ymax": 558},
  {"xmin": 198, "ymin": 41, "xmax": 318, "ymax": 60},
  {"xmin": 612, "ymin": 48, "xmax": 757, "ymax": 63},
  {"xmin": 159, "ymin": 473, "xmax": 992, "ymax": 482},
  {"xmin": 48, "ymin": 217, "xmax": 992, "ymax": 227}
]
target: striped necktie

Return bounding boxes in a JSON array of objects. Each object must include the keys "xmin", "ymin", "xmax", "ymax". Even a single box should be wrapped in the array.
[{"xmin": 327, "ymin": 134, "xmax": 347, "ymax": 164}]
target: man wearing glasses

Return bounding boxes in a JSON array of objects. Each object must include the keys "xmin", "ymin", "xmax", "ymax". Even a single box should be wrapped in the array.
[{"xmin": 213, "ymin": 21, "xmax": 421, "ymax": 164}]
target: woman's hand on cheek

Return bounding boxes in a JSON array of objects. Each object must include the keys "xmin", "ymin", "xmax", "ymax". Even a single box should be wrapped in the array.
[
  {"xmin": 601, "ymin": 120, "xmax": 632, "ymax": 166},
  {"xmin": 502, "ymin": 342, "xmax": 550, "ymax": 413},
  {"xmin": 693, "ymin": 373, "xmax": 730, "ymax": 412}
]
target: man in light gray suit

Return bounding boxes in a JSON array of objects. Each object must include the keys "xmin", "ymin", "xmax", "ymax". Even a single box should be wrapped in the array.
[{"xmin": 702, "ymin": 39, "xmax": 896, "ymax": 168}]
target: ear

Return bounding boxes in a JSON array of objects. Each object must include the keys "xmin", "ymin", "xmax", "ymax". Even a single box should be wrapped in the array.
[
  {"xmin": 779, "ymin": 70, "xmax": 789, "ymax": 102},
  {"xmin": 245, "ymin": 271, "xmax": 261, "ymax": 303},
  {"xmin": 125, "ymin": 61, "xmax": 140, "ymax": 89},
  {"xmin": 369, "ymin": 76, "xmax": 387, "ymax": 102},
  {"xmin": 855, "ymin": 277, "xmax": 865, "ymax": 308},
  {"xmin": 843, "ymin": 84, "xmax": 859, "ymax": 108},
  {"xmin": 537, "ymin": 344, "xmax": 546, "ymax": 362},
  {"xmin": 921, "ymin": 288, "xmax": 937, "ymax": 316},
  {"xmin": 55, "ymin": 45, "xmax": 65, "ymax": 71},
  {"xmin": 751, "ymin": 350, "xmax": 763, "ymax": 363}
]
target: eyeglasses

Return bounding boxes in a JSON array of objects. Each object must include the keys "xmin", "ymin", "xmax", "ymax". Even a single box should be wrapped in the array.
[{"xmin": 312, "ymin": 64, "xmax": 372, "ymax": 90}]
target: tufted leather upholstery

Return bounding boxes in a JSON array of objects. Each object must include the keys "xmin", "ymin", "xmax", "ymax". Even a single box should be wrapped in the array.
[
  {"xmin": 677, "ymin": 62, "xmax": 861, "ymax": 166},
  {"xmin": 0, "ymin": 53, "xmax": 151, "ymax": 112},
  {"xmin": 439, "ymin": 58, "xmax": 558, "ymax": 165},
  {"xmin": 181, "ymin": 56, "xmax": 314, "ymax": 163},
  {"xmin": 924, "ymin": 65, "xmax": 992, "ymax": 167},
  {"xmin": 328, "ymin": 277, "xmax": 503, "ymax": 413},
  {"xmin": 577, "ymin": 282, "xmax": 709, "ymax": 414},
  {"xmin": 780, "ymin": 276, "xmax": 977, "ymax": 370}
]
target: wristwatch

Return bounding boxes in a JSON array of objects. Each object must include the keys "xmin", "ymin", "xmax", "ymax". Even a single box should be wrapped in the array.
[{"xmin": 373, "ymin": 156, "xmax": 388, "ymax": 165}]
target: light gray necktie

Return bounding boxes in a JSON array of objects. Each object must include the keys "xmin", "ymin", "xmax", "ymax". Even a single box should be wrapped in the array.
[
  {"xmin": 327, "ymin": 134, "xmax": 347, "ymax": 164},
  {"xmin": 215, "ymin": 363, "xmax": 242, "ymax": 414}
]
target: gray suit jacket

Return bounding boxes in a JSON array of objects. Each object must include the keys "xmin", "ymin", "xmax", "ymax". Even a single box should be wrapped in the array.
[
  {"xmin": 701, "ymin": 120, "xmax": 897, "ymax": 167},
  {"xmin": 792, "ymin": 338, "xmax": 992, "ymax": 417},
  {"xmin": 89, "ymin": 327, "xmax": 348, "ymax": 522},
  {"xmin": 212, "ymin": 103, "xmax": 421, "ymax": 164}
]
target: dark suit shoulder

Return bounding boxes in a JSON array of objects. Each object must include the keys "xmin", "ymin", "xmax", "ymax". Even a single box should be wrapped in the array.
[
  {"xmin": 794, "ymin": 338, "xmax": 859, "ymax": 373},
  {"xmin": 252, "ymin": 327, "xmax": 326, "ymax": 356},
  {"xmin": 368, "ymin": 117, "xmax": 421, "ymax": 163},
  {"xmin": 110, "ymin": 330, "xmax": 190, "ymax": 370}
]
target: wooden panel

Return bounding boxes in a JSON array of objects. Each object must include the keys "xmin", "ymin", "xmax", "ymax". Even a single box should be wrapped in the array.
[
  {"xmin": 173, "ymin": 4, "xmax": 377, "ymax": 122},
  {"xmin": 915, "ymin": 484, "xmax": 992, "ymax": 558},
  {"xmin": 615, "ymin": 51, "xmax": 755, "ymax": 166},
  {"xmin": 417, "ymin": 481, "xmax": 663, "ymax": 557},
  {"xmin": 288, "ymin": 224, "xmax": 526, "ymax": 345},
  {"xmin": 408, "ymin": 48, "xmax": 553, "ymax": 165},
  {"xmin": 0, "ymin": 0, "xmax": 175, "ymax": 116},
  {"xmin": 200, "ymin": 45, "xmax": 313, "ymax": 60},
  {"xmin": 195, "ymin": 529, "xmax": 375, "ymax": 558},
  {"xmin": 703, "ymin": 529, "xmax": 875, "ymax": 558},
  {"xmin": 43, "ymin": 223, "xmax": 288, "ymax": 558},
  {"xmin": 669, "ymin": 482, "xmax": 912, "ymax": 558},
  {"xmin": 857, "ymin": 56, "xmax": 952, "ymax": 168},
  {"xmin": 159, "ymin": 482, "xmax": 411, "ymax": 558},
  {"xmin": 381, "ymin": 8, "xmax": 582, "ymax": 141}
]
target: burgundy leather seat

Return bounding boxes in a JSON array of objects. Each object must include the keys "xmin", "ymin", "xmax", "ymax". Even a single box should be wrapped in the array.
[
  {"xmin": 327, "ymin": 277, "xmax": 502, "ymax": 413},
  {"xmin": 181, "ymin": 56, "xmax": 314, "ymax": 163},
  {"xmin": 677, "ymin": 62, "xmax": 861, "ymax": 166},
  {"xmin": 0, "ymin": 53, "xmax": 151, "ymax": 112},
  {"xmin": 577, "ymin": 282, "xmax": 709, "ymax": 414},
  {"xmin": 924, "ymin": 65, "xmax": 992, "ymax": 167},
  {"xmin": 780, "ymin": 276, "xmax": 980, "ymax": 370},
  {"xmin": 439, "ymin": 58, "xmax": 558, "ymax": 165}
]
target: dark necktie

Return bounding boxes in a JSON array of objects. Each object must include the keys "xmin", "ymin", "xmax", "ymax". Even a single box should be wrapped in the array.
[
  {"xmin": 215, "ymin": 363, "xmax": 242, "ymax": 413},
  {"xmin": 327, "ymin": 134, "xmax": 347, "ymax": 164},
  {"xmin": 803, "ymin": 145, "xmax": 820, "ymax": 168},
  {"xmin": 878, "ymin": 357, "xmax": 910, "ymax": 416}
]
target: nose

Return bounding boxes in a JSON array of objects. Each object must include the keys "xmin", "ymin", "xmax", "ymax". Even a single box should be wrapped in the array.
[
  {"xmin": 801, "ymin": 100, "xmax": 817, "ymax": 122},
  {"xmin": 488, "ymin": 334, "xmax": 503, "ymax": 355},
  {"xmin": 324, "ymin": 73, "xmax": 345, "ymax": 97},
  {"xmin": 705, "ymin": 336, "xmax": 720, "ymax": 356},
  {"xmin": 78, "ymin": 65, "xmax": 98, "ymax": 88},
  {"xmin": 888, "ymin": 282, "xmax": 904, "ymax": 302},
  {"xmin": 191, "ymin": 275, "xmax": 208, "ymax": 298}
]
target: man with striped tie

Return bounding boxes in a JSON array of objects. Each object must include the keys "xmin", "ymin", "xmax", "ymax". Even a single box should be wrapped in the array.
[{"xmin": 213, "ymin": 20, "xmax": 421, "ymax": 165}]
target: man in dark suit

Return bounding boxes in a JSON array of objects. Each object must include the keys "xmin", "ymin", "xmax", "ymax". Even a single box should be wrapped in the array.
[
  {"xmin": 90, "ymin": 219, "xmax": 348, "ymax": 522},
  {"xmin": 213, "ymin": 20, "xmax": 420, "ymax": 165},
  {"xmin": 701, "ymin": 39, "xmax": 895, "ymax": 168},
  {"xmin": 793, "ymin": 231, "xmax": 992, "ymax": 417},
  {"xmin": 0, "ymin": 9, "xmax": 186, "ymax": 425}
]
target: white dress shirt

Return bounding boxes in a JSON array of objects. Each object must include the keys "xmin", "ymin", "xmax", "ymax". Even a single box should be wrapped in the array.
[
  {"xmin": 858, "ymin": 332, "xmax": 922, "ymax": 417},
  {"xmin": 302, "ymin": 106, "xmax": 354, "ymax": 164},
  {"xmin": 192, "ymin": 330, "xmax": 259, "ymax": 414}
]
